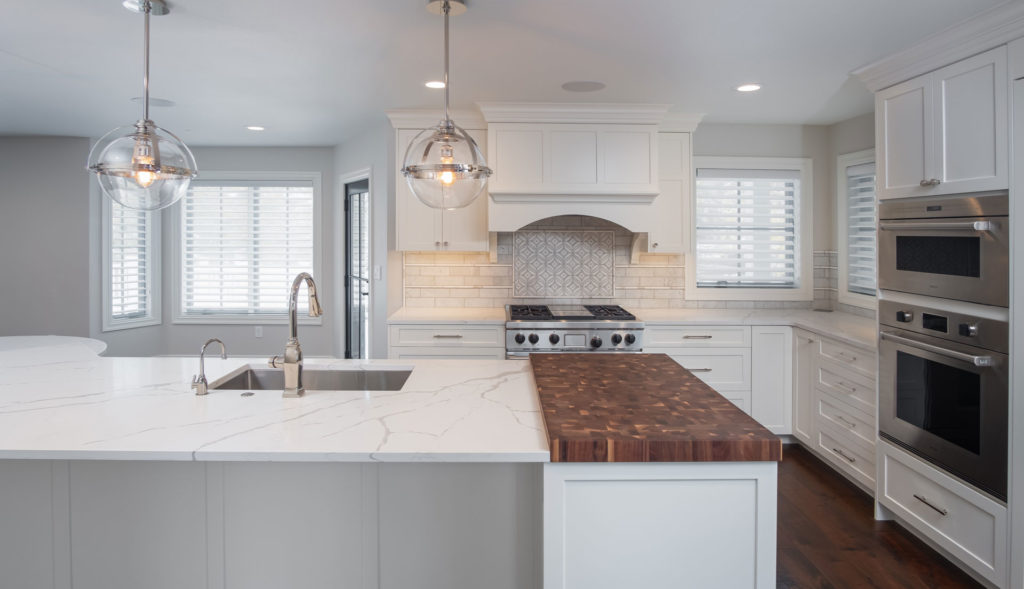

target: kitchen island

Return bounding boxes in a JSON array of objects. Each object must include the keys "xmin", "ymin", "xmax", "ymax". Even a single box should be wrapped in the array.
[{"xmin": 0, "ymin": 345, "xmax": 778, "ymax": 589}]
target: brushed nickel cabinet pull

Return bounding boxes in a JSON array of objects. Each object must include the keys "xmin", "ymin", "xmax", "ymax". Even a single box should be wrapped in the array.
[
  {"xmin": 834, "ymin": 351, "xmax": 858, "ymax": 362},
  {"xmin": 687, "ymin": 368, "xmax": 712, "ymax": 373},
  {"xmin": 433, "ymin": 334, "xmax": 464, "ymax": 339},
  {"xmin": 913, "ymin": 494, "xmax": 949, "ymax": 516},
  {"xmin": 836, "ymin": 415, "xmax": 856, "ymax": 429},
  {"xmin": 832, "ymin": 447, "xmax": 856, "ymax": 463},
  {"xmin": 835, "ymin": 381, "xmax": 858, "ymax": 394},
  {"xmin": 683, "ymin": 335, "xmax": 713, "ymax": 340}
]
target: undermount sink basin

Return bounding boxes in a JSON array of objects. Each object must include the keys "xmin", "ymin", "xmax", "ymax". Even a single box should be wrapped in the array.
[{"xmin": 210, "ymin": 367, "xmax": 412, "ymax": 392}]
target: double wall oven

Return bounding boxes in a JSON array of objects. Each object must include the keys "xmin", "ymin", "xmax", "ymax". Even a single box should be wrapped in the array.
[{"xmin": 877, "ymin": 192, "xmax": 1009, "ymax": 501}]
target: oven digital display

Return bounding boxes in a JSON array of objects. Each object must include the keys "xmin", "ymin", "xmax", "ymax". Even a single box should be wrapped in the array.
[
  {"xmin": 921, "ymin": 313, "xmax": 948, "ymax": 333},
  {"xmin": 895, "ymin": 351, "xmax": 981, "ymax": 454}
]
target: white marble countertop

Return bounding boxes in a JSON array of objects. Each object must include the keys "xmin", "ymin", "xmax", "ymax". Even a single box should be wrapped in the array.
[
  {"xmin": 388, "ymin": 307, "xmax": 877, "ymax": 349},
  {"xmin": 0, "ymin": 345, "xmax": 548, "ymax": 462}
]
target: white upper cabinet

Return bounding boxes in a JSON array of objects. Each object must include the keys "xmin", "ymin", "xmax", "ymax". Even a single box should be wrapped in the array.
[
  {"xmin": 486, "ymin": 123, "xmax": 659, "ymax": 199},
  {"xmin": 648, "ymin": 132, "xmax": 692, "ymax": 253},
  {"xmin": 876, "ymin": 46, "xmax": 1007, "ymax": 200},
  {"xmin": 394, "ymin": 127, "xmax": 490, "ymax": 252}
]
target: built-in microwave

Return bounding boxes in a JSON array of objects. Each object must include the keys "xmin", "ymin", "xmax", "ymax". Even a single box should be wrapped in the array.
[
  {"xmin": 878, "ymin": 294, "xmax": 1008, "ymax": 501},
  {"xmin": 878, "ymin": 192, "xmax": 1008, "ymax": 307}
]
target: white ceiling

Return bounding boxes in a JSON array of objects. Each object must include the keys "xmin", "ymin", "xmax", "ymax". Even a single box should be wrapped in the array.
[{"xmin": 0, "ymin": 0, "xmax": 1008, "ymax": 146}]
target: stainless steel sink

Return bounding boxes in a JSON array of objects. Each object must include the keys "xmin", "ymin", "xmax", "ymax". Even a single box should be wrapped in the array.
[{"xmin": 210, "ymin": 367, "xmax": 411, "ymax": 392}]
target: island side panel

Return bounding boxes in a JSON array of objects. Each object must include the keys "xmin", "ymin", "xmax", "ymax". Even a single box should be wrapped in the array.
[{"xmin": 544, "ymin": 461, "xmax": 778, "ymax": 589}]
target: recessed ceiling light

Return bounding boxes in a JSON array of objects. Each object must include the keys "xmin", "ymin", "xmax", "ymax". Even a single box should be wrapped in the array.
[
  {"xmin": 736, "ymin": 83, "xmax": 762, "ymax": 92},
  {"xmin": 130, "ymin": 96, "xmax": 174, "ymax": 107},
  {"xmin": 561, "ymin": 81, "xmax": 606, "ymax": 93},
  {"xmin": 425, "ymin": 81, "xmax": 446, "ymax": 89},
  {"xmin": 246, "ymin": 126, "xmax": 265, "ymax": 131}
]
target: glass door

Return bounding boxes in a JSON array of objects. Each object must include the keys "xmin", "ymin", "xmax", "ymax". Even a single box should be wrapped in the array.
[{"xmin": 345, "ymin": 180, "xmax": 370, "ymax": 359}]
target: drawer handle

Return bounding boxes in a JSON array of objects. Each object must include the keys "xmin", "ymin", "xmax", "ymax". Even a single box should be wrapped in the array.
[
  {"xmin": 835, "ymin": 415, "xmax": 856, "ymax": 429},
  {"xmin": 835, "ymin": 381, "xmax": 858, "ymax": 394},
  {"xmin": 832, "ymin": 447, "xmax": 856, "ymax": 463},
  {"xmin": 683, "ymin": 335, "xmax": 713, "ymax": 340},
  {"xmin": 834, "ymin": 351, "xmax": 858, "ymax": 362},
  {"xmin": 687, "ymin": 368, "xmax": 712, "ymax": 373},
  {"xmin": 913, "ymin": 494, "xmax": 949, "ymax": 516},
  {"xmin": 433, "ymin": 334, "xmax": 464, "ymax": 339}
]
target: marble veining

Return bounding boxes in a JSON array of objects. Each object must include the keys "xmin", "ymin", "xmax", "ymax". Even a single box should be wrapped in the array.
[{"xmin": 0, "ymin": 348, "xmax": 549, "ymax": 462}]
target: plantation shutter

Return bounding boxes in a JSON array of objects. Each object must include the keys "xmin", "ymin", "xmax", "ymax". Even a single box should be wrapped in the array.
[
  {"xmin": 694, "ymin": 168, "xmax": 801, "ymax": 288},
  {"xmin": 182, "ymin": 181, "xmax": 314, "ymax": 315},
  {"xmin": 110, "ymin": 205, "xmax": 153, "ymax": 319},
  {"xmin": 845, "ymin": 162, "xmax": 877, "ymax": 296}
]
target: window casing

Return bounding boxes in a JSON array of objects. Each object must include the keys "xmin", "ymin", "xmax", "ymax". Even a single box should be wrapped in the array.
[
  {"xmin": 837, "ymin": 149, "xmax": 877, "ymax": 309},
  {"xmin": 687, "ymin": 157, "xmax": 813, "ymax": 301},
  {"xmin": 102, "ymin": 198, "xmax": 160, "ymax": 331},
  {"xmin": 172, "ymin": 172, "xmax": 322, "ymax": 324}
]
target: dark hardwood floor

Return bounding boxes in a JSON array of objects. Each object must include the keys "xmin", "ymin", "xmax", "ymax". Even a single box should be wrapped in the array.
[{"xmin": 778, "ymin": 444, "xmax": 983, "ymax": 589}]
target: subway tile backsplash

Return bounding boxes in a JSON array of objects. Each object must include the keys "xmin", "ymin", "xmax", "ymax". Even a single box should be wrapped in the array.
[{"xmin": 402, "ymin": 215, "xmax": 832, "ymax": 310}]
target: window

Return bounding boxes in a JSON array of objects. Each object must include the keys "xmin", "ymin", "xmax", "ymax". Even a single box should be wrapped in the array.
[
  {"xmin": 687, "ymin": 157, "xmax": 813, "ymax": 300},
  {"xmin": 102, "ymin": 198, "xmax": 160, "ymax": 331},
  {"xmin": 837, "ymin": 149, "xmax": 877, "ymax": 309},
  {"xmin": 174, "ymin": 172, "xmax": 321, "ymax": 323}
]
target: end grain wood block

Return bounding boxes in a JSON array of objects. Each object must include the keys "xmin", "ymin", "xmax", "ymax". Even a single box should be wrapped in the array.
[{"xmin": 530, "ymin": 353, "xmax": 782, "ymax": 463}]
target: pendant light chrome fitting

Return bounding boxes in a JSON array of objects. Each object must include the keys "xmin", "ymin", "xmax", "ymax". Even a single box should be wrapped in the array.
[
  {"xmin": 87, "ymin": 0, "xmax": 197, "ymax": 211},
  {"xmin": 402, "ymin": 0, "xmax": 492, "ymax": 210}
]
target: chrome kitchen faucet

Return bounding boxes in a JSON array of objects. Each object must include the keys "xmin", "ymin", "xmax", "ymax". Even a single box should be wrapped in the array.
[
  {"xmin": 269, "ymin": 272, "xmax": 323, "ymax": 397},
  {"xmin": 192, "ymin": 338, "xmax": 227, "ymax": 396}
]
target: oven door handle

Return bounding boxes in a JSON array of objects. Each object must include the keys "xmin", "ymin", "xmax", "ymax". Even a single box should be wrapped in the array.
[
  {"xmin": 878, "ymin": 220, "xmax": 997, "ymax": 233},
  {"xmin": 879, "ymin": 331, "xmax": 995, "ymax": 367}
]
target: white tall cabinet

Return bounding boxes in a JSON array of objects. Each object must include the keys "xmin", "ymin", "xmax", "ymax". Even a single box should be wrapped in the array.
[{"xmin": 876, "ymin": 46, "xmax": 1008, "ymax": 200}]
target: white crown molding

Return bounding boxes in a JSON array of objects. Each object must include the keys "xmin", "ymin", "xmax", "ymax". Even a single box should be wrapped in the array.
[
  {"xmin": 853, "ymin": 1, "xmax": 1024, "ymax": 92},
  {"xmin": 385, "ymin": 108, "xmax": 487, "ymax": 130},
  {"xmin": 476, "ymin": 102, "xmax": 673, "ymax": 124},
  {"xmin": 659, "ymin": 112, "xmax": 705, "ymax": 133}
]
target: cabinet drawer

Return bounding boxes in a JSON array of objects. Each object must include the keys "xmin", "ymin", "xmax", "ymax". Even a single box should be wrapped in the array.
[
  {"xmin": 817, "ymin": 339, "xmax": 875, "ymax": 380},
  {"xmin": 388, "ymin": 324, "xmax": 504, "ymax": 347},
  {"xmin": 880, "ymin": 443, "xmax": 1006, "ymax": 585},
  {"xmin": 645, "ymin": 326, "xmax": 751, "ymax": 348},
  {"xmin": 722, "ymin": 391, "xmax": 750, "ymax": 415},
  {"xmin": 816, "ymin": 364, "xmax": 875, "ymax": 415},
  {"xmin": 388, "ymin": 346, "xmax": 506, "ymax": 360},
  {"xmin": 815, "ymin": 394, "xmax": 875, "ymax": 449},
  {"xmin": 816, "ymin": 427, "xmax": 875, "ymax": 488},
  {"xmin": 659, "ymin": 348, "xmax": 751, "ymax": 392}
]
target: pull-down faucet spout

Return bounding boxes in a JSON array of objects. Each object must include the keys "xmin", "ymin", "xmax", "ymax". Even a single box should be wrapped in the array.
[{"xmin": 269, "ymin": 272, "xmax": 323, "ymax": 397}]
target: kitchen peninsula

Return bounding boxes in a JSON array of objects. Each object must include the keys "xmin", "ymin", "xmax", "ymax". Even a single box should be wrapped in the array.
[{"xmin": 0, "ymin": 345, "xmax": 779, "ymax": 589}]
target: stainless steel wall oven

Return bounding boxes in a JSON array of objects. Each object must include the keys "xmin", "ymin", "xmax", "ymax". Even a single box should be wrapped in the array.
[
  {"xmin": 878, "ymin": 192, "xmax": 1008, "ymax": 307},
  {"xmin": 878, "ymin": 295, "xmax": 1009, "ymax": 500}
]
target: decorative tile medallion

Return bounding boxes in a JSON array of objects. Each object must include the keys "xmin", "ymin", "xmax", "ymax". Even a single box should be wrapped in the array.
[{"xmin": 513, "ymin": 231, "xmax": 615, "ymax": 297}]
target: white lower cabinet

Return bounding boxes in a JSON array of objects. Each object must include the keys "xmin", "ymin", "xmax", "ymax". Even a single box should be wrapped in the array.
[
  {"xmin": 387, "ymin": 322, "xmax": 506, "ymax": 359},
  {"xmin": 544, "ymin": 461, "xmax": 777, "ymax": 589},
  {"xmin": 647, "ymin": 324, "xmax": 791, "ymax": 435},
  {"xmin": 878, "ymin": 441, "xmax": 1007, "ymax": 587},
  {"xmin": 791, "ymin": 329, "xmax": 817, "ymax": 445}
]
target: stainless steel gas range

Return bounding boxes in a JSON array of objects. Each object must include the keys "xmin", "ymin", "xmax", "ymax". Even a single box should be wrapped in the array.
[{"xmin": 504, "ymin": 304, "xmax": 644, "ymax": 358}]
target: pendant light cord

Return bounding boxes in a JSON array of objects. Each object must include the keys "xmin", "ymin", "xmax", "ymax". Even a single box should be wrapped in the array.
[
  {"xmin": 442, "ymin": 0, "xmax": 450, "ymax": 126},
  {"xmin": 142, "ymin": 0, "xmax": 151, "ymax": 122}
]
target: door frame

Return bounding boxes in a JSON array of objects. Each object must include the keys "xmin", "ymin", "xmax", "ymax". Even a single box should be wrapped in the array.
[{"xmin": 336, "ymin": 168, "xmax": 373, "ymax": 359}]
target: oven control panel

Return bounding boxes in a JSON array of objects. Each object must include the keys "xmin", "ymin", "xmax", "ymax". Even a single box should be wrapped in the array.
[
  {"xmin": 879, "ymin": 300, "xmax": 1007, "ymax": 353},
  {"xmin": 505, "ymin": 327, "xmax": 644, "ymax": 355}
]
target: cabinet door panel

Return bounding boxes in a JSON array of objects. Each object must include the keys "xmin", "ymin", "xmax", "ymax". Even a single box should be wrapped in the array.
[
  {"xmin": 751, "ymin": 326, "xmax": 792, "ymax": 435},
  {"xmin": 792, "ymin": 329, "xmax": 816, "ymax": 444},
  {"xmin": 396, "ymin": 128, "xmax": 443, "ymax": 251},
  {"xmin": 877, "ymin": 76, "xmax": 931, "ymax": 199},
  {"xmin": 603, "ymin": 130, "xmax": 654, "ymax": 184},
  {"xmin": 647, "ymin": 132, "xmax": 690, "ymax": 253},
  {"xmin": 934, "ymin": 46, "xmax": 1008, "ymax": 193},
  {"xmin": 442, "ymin": 129, "xmax": 490, "ymax": 252},
  {"xmin": 549, "ymin": 130, "xmax": 599, "ymax": 184},
  {"xmin": 491, "ymin": 128, "xmax": 544, "ymax": 188}
]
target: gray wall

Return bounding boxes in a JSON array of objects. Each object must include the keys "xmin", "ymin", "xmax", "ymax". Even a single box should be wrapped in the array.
[
  {"xmin": 333, "ymin": 120, "xmax": 396, "ymax": 359},
  {"xmin": 0, "ymin": 136, "xmax": 91, "ymax": 337},
  {"xmin": 693, "ymin": 114, "xmax": 875, "ymax": 252}
]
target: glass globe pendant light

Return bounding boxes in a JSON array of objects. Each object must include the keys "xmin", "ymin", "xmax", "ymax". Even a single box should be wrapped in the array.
[
  {"xmin": 402, "ymin": 0, "xmax": 492, "ymax": 209},
  {"xmin": 87, "ymin": 0, "xmax": 197, "ymax": 211}
]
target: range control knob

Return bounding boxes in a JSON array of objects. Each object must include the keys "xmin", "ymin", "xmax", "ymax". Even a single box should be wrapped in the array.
[
  {"xmin": 514, "ymin": 333, "xmax": 525, "ymax": 344},
  {"xmin": 549, "ymin": 334, "xmax": 560, "ymax": 344},
  {"xmin": 896, "ymin": 310, "xmax": 914, "ymax": 323},
  {"xmin": 611, "ymin": 333, "xmax": 623, "ymax": 345},
  {"xmin": 590, "ymin": 336, "xmax": 603, "ymax": 349},
  {"xmin": 528, "ymin": 333, "xmax": 539, "ymax": 345},
  {"xmin": 958, "ymin": 323, "xmax": 979, "ymax": 337},
  {"xmin": 624, "ymin": 333, "xmax": 636, "ymax": 345}
]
